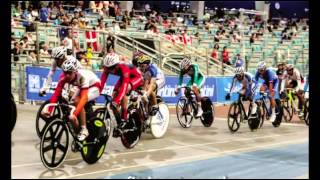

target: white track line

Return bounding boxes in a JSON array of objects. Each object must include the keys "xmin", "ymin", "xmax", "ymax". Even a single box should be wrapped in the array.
[
  {"xmin": 12, "ymin": 131, "xmax": 308, "ymax": 168},
  {"xmin": 58, "ymin": 138, "xmax": 308, "ymax": 179}
]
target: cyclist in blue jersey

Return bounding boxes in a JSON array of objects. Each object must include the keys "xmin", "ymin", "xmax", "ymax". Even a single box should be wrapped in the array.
[
  {"xmin": 254, "ymin": 61, "xmax": 280, "ymax": 122},
  {"xmin": 225, "ymin": 66, "xmax": 258, "ymax": 115},
  {"xmin": 136, "ymin": 54, "xmax": 166, "ymax": 114}
]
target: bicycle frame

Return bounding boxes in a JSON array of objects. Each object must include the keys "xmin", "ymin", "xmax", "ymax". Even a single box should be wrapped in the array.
[{"xmin": 181, "ymin": 87, "xmax": 199, "ymax": 115}]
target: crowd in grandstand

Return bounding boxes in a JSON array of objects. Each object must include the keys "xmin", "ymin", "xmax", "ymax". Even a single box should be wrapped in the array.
[{"xmin": 11, "ymin": 1, "xmax": 309, "ymax": 70}]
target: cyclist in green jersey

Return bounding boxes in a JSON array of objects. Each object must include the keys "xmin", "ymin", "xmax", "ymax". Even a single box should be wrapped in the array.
[{"xmin": 174, "ymin": 57, "xmax": 206, "ymax": 117}]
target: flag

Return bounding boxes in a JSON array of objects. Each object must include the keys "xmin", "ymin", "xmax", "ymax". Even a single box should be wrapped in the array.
[
  {"xmin": 171, "ymin": 35, "xmax": 183, "ymax": 44},
  {"xmin": 183, "ymin": 34, "xmax": 192, "ymax": 46},
  {"xmin": 85, "ymin": 31, "xmax": 98, "ymax": 51}
]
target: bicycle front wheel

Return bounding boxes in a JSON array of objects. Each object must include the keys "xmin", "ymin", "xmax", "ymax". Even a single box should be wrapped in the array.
[
  {"xmin": 40, "ymin": 119, "xmax": 69, "ymax": 170},
  {"xmin": 176, "ymin": 97, "xmax": 193, "ymax": 128},
  {"xmin": 304, "ymin": 99, "xmax": 309, "ymax": 126},
  {"xmin": 227, "ymin": 103, "xmax": 242, "ymax": 132}
]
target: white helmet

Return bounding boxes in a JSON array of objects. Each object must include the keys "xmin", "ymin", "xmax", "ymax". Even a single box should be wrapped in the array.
[
  {"xmin": 257, "ymin": 61, "xmax": 266, "ymax": 70},
  {"xmin": 286, "ymin": 64, "xmax": 294, "ymax": 70},
  {"xmin": 103, "ymin": 53, "xmax": 120, "ymax": 67},
  {"xmin": 180, "ymin": 57, "xmax": 192, "ymax": 69},
  {"xmin": 51, "ymin": 46, "xmax": 67, "ymax": 59},
  {"xmin": 61, "ymin": 56, "xmax": 79, "ymax": 72},
  {"xmin": 234, "ymin": 66, "xmax": 244, "ymax": 75}
]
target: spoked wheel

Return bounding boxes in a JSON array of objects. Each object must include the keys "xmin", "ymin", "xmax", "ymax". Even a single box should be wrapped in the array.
[
  {"xmin": 176, "ymin": 97, "xmax": 193, "ymax": 128},
  {"xmin": 121, "ymin": 106, "xmax": 142, "ymax": 149},
  {"xmin": 150, "ymin": 102, "xmax": 170, "ymax": 138},
  {"xmin": 11, "ymin": 95, "xmax": 17, "ymax": 132},
  {"xmin": 227, "ymin": 103, "xmax": 242, "ymax": 132},
  {"xmin": 282, "ymin": 100, "xmax": 293, "ymax": 122},
  {"xmin": 304, "ymin": 99, "xmax": 309, "ymax": 126},
  {"xmin": 272, "ymin": 99, "xmax": 283, "ymax": 128},
  {"xmin": 36, "ymin": 100, "xmax": 62, "ymax": 138},
  {"xmin": 81, "ymin": 117, "xmax": 108, "ymax": 164},
  {"xmin": 40, "ymin": 119, "xmax": 69, "ymax": 169},
  {"xmin": 200, "ymin": 97, "xmax": 214, "ymax": 127}
]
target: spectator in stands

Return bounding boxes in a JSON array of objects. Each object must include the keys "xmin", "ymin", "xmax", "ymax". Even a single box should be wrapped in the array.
[
  {"xmin": 267, "ymin": 19, "xmax": 273, "ymax": 33},
  {"xmin": 19, "ymin": 36, "xmax": 29, "ymax": 53},
  {"xmin": 74, "ymin": 1, "xmax": 84, "ymax": 13},
  {"xmin": 39, "ymin": 2, "xmax": 49, "ymax": 23},
  {"xmin": 97, "ymin": 19, "xmax": 105, "ymax": 30},
  {"xmin": 123, "ymin": 10, "xmax": 131, "ymax": 26},
  {"xmin": 103, "ymin": 1, "xmax": 109, "ymax": 16},
  {"xmin": 79, "ymin": 17, "xmax": 87, "ymax": 29},
  {"xmin": 155, "ymin": 11, "xmax": 163, "ymax": 24},
  {"xmin": 162, "ymin": 16, "xmax": 170, "ymax": 29},
  {"xmin": 234, "ymin": 54, "xmax": 245, "ymax": 68},
  {"xmin": 62, "ymin": 30, "xmax": 75, "ymax": 55},
  {"xmin": 110, "ymin": 20, "xmax": 120, "ymax": 33},
  {"xmin": 222, "ymin": 46, "xmax": 231, "ymax": 65},
  {"xmin": 214, "ymin": 31, "xmax": 221, "ymax": 42},
  {"xmin": 108, "ymin": 1, "xmax": 116, "ymax": 17},
  {"xmin": 210, "ymin": 43, "xmax": 219, "ymax": 63},
  {"xmin": 250, "ymin": 33, "xmax": 256, "ymax": 45},
  {"xmin": 76, "ymin": 51, "xmax": 89, "ymax": 64},
  {"xmin": 30, "ymin": 5, "xmax": 39, "ymax": 21},
  {"xmin": 144, "ymin": 18, "xmax": 153, "ymax": 30},
  {"xmin": 12, "ymin": 42, "xmax": 21, "ymax": 62},
  {"xmin": 106, "ymin": 32, "xmax": 115, "ymax": 52},
  {"xmin": 39, "ymin": 43, "xmax": 49, "ymax": 55},
  {"xmin": 27, "ymin": 50, "xmax": 37, "ymax": 62},
  {"xmin": 59, "ymin": 15, "xmax": 70, "ymax": 40},
  {"xmin": 22, "ymin": 5, "xmax": 36, "ymax": 32},
  {"xmin": 54, "ymin": 14, "xmax": 62, "ymax": 25},
  {"xmin": 71, "ymin": 18, "xmax": 79, "ymax": 29}
]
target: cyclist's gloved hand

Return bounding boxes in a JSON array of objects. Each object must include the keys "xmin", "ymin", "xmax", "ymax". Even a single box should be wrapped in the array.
[
  {"xmin": 225, "ymin": 93, "xmax": 231, "ymax": 100},
  {"xmin": 39, "ymin": 90, "xmax": 46, "ymax": 97}
]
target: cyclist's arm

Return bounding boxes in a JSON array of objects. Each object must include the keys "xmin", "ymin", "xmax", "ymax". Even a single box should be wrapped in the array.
[
  {"xmin": 99, "ymin": 67, "xmax": 109, "ymax": 93},
  {"xmin": 41, "ymin": 61, "xmax": 57, "ymax": 91},
  {"xmin": 229, "ymin": 76, "xmax": 237, "ymax": 93},
  {"xmin": 191, "ymin": 65, "xmax": 199, "ymax": 86},
  {"xmin": 113, "ymin": 71, "xmax": 130, "ymax": 105},
  {"xmin": 73, "ymin": 88, "xmax": 89, "ymax": 116},
  {"xmin": 295, "ymin": 70, "xmax": 302, "ymax": 89},
  {"xmin": 49, "ymin": 76, "xmax": 65, "ymax": 103},
  {"xmin": 178, "ymin": 70, "xmax": 184, "ymax": 88}
]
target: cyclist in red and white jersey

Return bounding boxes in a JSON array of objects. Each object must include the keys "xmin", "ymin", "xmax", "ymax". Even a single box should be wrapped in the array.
[
  {"xmin": 42, "ymin": 56, "xmax": 101, "ymax": 141},
  {"xmin": 100, "ymin": 52, "xmax": 144, "ymax": 133},
  {"xmin": 39, "ymin": 46, "xmax": 82, "ymax": 96}
]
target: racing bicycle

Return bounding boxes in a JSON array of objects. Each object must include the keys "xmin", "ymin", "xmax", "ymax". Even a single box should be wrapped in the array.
[
  {"xmin": 257, "ymin": 92, "xmax": 283, "ymax": 127},
  {"xmin": 176, "ymin": 86, "xmax": 215, "ymax": 128}
]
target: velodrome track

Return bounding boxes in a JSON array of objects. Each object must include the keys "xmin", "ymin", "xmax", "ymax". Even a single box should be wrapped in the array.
[{"xmin": 12, "ymin": 103, "xmax": 308, "ymax": 179}]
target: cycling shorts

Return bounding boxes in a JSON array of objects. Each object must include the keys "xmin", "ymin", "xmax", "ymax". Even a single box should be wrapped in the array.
[{"xmin": 187, "ymin": 75, "xmax": 205, "ymax": 89}]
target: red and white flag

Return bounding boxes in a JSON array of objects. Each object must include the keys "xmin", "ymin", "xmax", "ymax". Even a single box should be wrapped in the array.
[
  {"xmin": 183, "ymin": 34, "xmax": 192, "ymax": 46},
  {"xmin": 85, "ymin": 31, "xmax": 98, "ymax": 51},
  {"xmin": 171, "ymin": 35, "xmax": 183, "ymax": 44}
]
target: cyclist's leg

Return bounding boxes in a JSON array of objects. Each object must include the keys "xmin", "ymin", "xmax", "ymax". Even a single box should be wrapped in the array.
[
  {"xmin": 191, "ymin": 75, "xmax": 205, "ymax": 102},
  {"xmin": 297, "ymin": 82, "xmax": 305, "ymax": 115}
]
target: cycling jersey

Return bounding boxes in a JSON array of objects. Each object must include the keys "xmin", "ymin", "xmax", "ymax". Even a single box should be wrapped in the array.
[
  {"xmin": 100, "ymin": 63, "xmax": 144, "ymax": 105},
  {"xmin": 41, "ymin": 55, "xmax": 82, "ymax": 92},
  {"xmin": 178, "ymin": 64, "xmax": 205, "ymax": 88},
  {"xmin": 229, "ymin": 72, "xmax": 257, "ymax": 99},
  {"xmin": 142, "ymin": 63, "xmax": 165, "ymax": 90},
  {"xmin": 282, "ymin": 68, "xmax": 304, "ymax": 91},
  {"xmin": 255, "ymin": 68, "xmax": 278, "ymax": 87},
  {"xmin": 50, "ymin": 69, "xmax": 101, "ymax": 117}
]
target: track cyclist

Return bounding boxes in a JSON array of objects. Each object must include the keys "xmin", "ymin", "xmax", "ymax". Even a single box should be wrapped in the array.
[
  {"xmin": 175, "ymin": 57, "xmax": 206, "ymax": 117},
  {"xmin": 225, "ymin": 66, "xmax": 258, "ymax": 116},
  {"xmin": 100, "ymin": 52, "xmax": 144, "ymax": 135},
  {"xmin": 136, "ymin": 54, "xmax": 166, "ymax": 115},
  {"xmin": 254, "ymin": 61, "xmax": 280, "ymax": 122},
  {"xmin": 41, "ymin": 56, "xmax": 101, "ymax": 141},
  {"xmin": 39, "ymin": 46, "xmax": 82, "ymax": 96},
  {"xmin": 280, "ymin": 64, "xmax": 305, "ymax": 117}
]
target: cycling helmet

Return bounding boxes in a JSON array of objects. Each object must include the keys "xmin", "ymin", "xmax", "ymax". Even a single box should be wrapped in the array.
[
  {"xmin": 103, "ymin": 53, "xmax": 120, "ymax": 67},
  {"xmin": 133, "ymin": 51, "xmax": 143, "ymax": 60},
  {"xmin": 234, "ymin": 66, "xmax": 244, "ymax": 75},
  {"xmin": 286, "ymin": 64, "xmax": 294, "ymax": 70},
  {"xmin": 137, "ymin": 54, "xmax": 151, "ymax": 64},
  {"xmin": 51, "ymin": 46, "xmax": 67, "ymax": 59},
  {"xmin": 257, "ymin": 61, "xmax": 266, "ymax": 70},
  {"xmin": 61, "ymin": 56, "xmax": 79, "ymax": 72},
  {"xmin": 180, "ymin": 57, "xmax": 192, "ymax": 69}
]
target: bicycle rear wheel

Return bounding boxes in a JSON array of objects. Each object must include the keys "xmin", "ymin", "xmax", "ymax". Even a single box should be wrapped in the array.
[
  {"xmin": 227, "ymin": 103, "xmax": 242, "ymax": 132},
  {"xmin": 81, "ymin": 117, "xmax": 108, "ymax": 164},
  {"xmin": 40, "ymin": 119, "xmax": 69, "ymax": 169},
  {"xmin": 176, "ymin": 97, "xmax": 193, "ymax": 128},
  {"xmin": 200, "ymin": 97, "xmax": 214, "ymax": 127},
  {"xmin": 282, "ymin": 100, "xmax": 293, "ymax": 122},
  {"xmin": 121, "ymin": 105, "xmax": 142, "ymax": 149}
]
